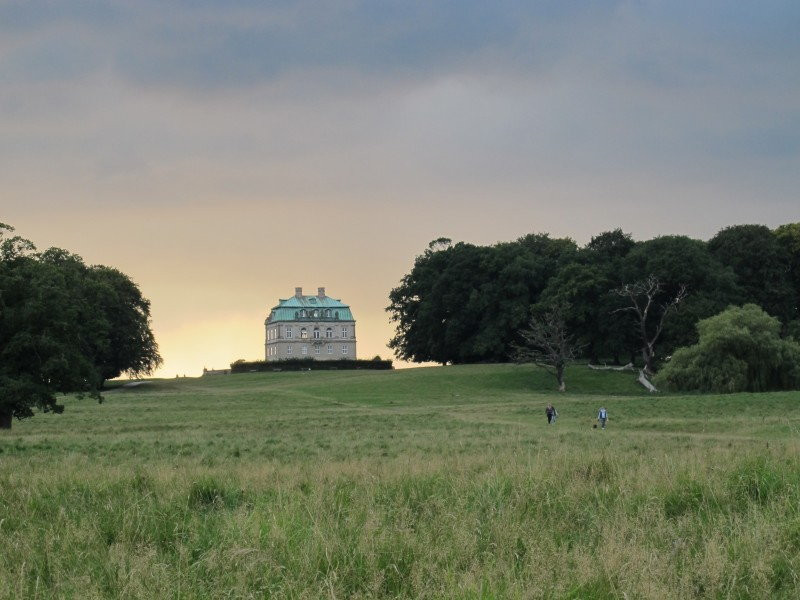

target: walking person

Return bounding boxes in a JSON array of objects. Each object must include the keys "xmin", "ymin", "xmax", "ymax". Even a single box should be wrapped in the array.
[
  {"xmin": 546, "ymin": 403, "xmax": 558, "ymax": 425},
  {"xmin": 597, "ymin": 406, "xmax": 608, "ymax": 429}
]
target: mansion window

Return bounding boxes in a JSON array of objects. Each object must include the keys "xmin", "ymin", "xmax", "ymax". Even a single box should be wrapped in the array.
[
  {"xmin": 327, "ymin": 344, "xmax": 333, "ymax": 354},
  {"xmin": 341, "ymin": 326, "xmax": 348, "ymax": 338},
  {"xmin": 313, "ymin": 328, "xmax": 320, "ymax": 339},
  {"xmin": 341, "ymin": 345, "xmax": 348, "ymax": 355},
  {"xmin": 286, "ymin": 327, "xmax": 293, "ymax": 338},
  {"xmin": 325, "ymin": 327, "xmax": 333, "ymax": 338},
  {"xmin": 287, "ymin": 346, "xmax": 293, "ymax": 355},
  {"xmin": 314, "ymin": 346, "xmax": 321, "ymax": 355},
  {"xmin": 300, "ymin": 328, "xmax": 308, "ymax": 339},
  {"xmin": 301, "ymin": 345, "xmax": 308, "ymax": 355},
  {"xmin": 299, "ymin": 309, "xmax": 307, "ymax": 317},
  {"xmin": 325, "ymin": 309, "xmax": 331, "ymax": 318}
]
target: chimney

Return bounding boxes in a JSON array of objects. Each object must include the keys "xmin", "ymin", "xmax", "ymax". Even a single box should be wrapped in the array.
[
  {"xmin": 295, "ymin": 287, "xmax": 303, "ymax": 298},
  {"xmin": 317, "ymin": 287, "xmax": 326, "ymax": 299}
]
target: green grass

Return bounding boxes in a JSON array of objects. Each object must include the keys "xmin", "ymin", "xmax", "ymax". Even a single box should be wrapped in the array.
[{"xmin": 2, "ymin": 364, "xmax": 800, "ymax": 599}]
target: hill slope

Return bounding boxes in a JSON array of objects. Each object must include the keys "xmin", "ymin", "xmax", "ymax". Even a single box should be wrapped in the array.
[{"xmin": 2, "ymin": 364, "xmax": 800, "ymax": 598}]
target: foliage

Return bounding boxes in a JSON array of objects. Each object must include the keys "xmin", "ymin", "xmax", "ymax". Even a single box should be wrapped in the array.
[
  {"xmin": 387, "ymin": 234, "xmax": 577, "ymax": 364},
  {"xmin": 230, "ymin": 358, "xmax": 393, "ymax": 373},
  {"xmin": 654, "ymin": 304, "xmax": 800, "ymax": 393},
  {"xmin": 0, "ymin": 224, "xmax": 161, "ymax": 428},
  {"xmin": 620, "ymin": 235, "xmax": 741, "ymax": 353},
  {"xmin": 585, "ymin": 227, "xmax": 636, "ymax": 261},
  {"xmin": 708, "ymin": 224, "xmax": 794, "ymax": 323},
  {"xmin": 387, "ymin": 226, "xmax": 799, "ymax": 372},
  {"xmin": 775, "ymin": 222, "xmax": 800, "ymax": 324},
  {"xmin": 0, "ymin": 231, "xmax": 98, "ymax": 427},
  {"xmin": 537, "ymin": 261, "xmax": 629, "ymax": 363},
  {"xmin": 84, "ymin": 266, "xmax": 162, "ymax": 382}
]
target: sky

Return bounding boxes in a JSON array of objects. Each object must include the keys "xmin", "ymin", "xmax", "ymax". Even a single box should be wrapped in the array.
[{"xmin": 2, "ymin": 0, "xmax": 799, "ymax": 377}]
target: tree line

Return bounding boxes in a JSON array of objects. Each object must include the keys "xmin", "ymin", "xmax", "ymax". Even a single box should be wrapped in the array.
[
  {"xmin": 0, "ymin": 224, "xmax": 161, "ymax": 428},
  {"xmin": 387, "ymin": 224, "xmax": 800, "ymax": 372}
]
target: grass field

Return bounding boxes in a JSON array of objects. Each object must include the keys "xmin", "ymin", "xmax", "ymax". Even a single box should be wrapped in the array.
[{"xmin": 2, "ymin": 364, "xmax": 800, "ymax": 599}]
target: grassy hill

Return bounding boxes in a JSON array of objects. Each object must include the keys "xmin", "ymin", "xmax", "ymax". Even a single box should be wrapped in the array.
[{"xmin": 2, "ymin": 364, "xmax": 800, "ymax": 598}]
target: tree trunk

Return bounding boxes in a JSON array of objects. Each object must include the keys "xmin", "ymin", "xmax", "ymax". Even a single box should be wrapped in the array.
[
  {"xmin": 0, "ymin": 410, "xmax": 11, "ymax": 430},
  {"xmin": 638, "ymin": 370, "xmax": 658, "ymax": 393},
  {"xmin": 557, "ymin": 365, "xmax": 566, "ymax": 392},
  {"xmin": 642, "ymin": 347, "xmax": 654, "ymax": 375}
]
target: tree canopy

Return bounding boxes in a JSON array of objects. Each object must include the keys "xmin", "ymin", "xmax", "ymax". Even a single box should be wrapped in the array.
[
  {"xmin": 387, "ymin": 224, "xmax": 799, "ymax": 370},
  {"xmin": 0, "ymin": 224, "xmax": 161, "ymax": 428},
  {"xmin": 708, "ymin": 224, "xmax": 794, "ymax": 323},
  {"xmin": 388, "ymin": 234, "xmax": 577, "ymax": 364}
]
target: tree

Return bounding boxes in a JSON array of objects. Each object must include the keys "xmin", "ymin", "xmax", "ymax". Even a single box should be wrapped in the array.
[
  {"xmin": 614, "ymin": 275, "xmax": 687, "ymax": 374},
  {"xmin": 84, "ymin": 266, "xmax": 162, "ymax": 385},
  {"xmin": 775, "ymin": 222, "xmax": 800, "ymax": 327},
  {"xmin": 0, "ymin": 224, "xmax": 161, "ymax": 428},
  {"xmin": 387, "ymin": 234, "xmax": 578, "ymax": 364},
  {"xmin": 0, "ymin": 227, "xmax": 99, "ymax": 428},
  {"xmin": 513, "ymin": 303, "xmax": 582, "ymax": 392},
  {"xmin": 619, "ymin": 235, "xmax": 740, "ymax": 353},
  {"xmin": 585, "ymin": 228, "xmax": 636, "ymax": 262},
  {"xmin": 387, "ymin": 240, "xmax": 485, "ymax": 364},
  {"xmin": 654, "ymin": 304, "xmax": 800, "ymax": 393},
  {"xmin": 708, "ymin": 224, "xmax": 794, "ymax": 323}
]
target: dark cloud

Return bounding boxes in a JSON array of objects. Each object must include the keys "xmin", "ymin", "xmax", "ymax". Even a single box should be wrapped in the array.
[{"xmin": 0, "ymin": 0, "xmax": 798, "ymax": 220}]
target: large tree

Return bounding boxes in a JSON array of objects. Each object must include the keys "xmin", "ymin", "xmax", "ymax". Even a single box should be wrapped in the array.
[
  {"xmin": 537, "ymin": 262, "xmax": 626, "ymax": 363},
  {"xmin": 536, "ymin": 230, "xmax": 637, "ymax": 363},
  {"xmin": 775, "ymin": 222, "xmax": 800, "ymax": 328},
  {"xmin": 619, "ymin": 235, "xmax": 740, "ymax": 354},
  {"xmin": 84, "ymin": 266, "xmax": 162, "ymax": 385},
  {"xmin": 708, "ymin": 224, "xmax": 794, "ymax": 323},
  {"xmin": 0, "ymin": 224, "xmax": 161, "ymax": 428},
  {"xmin": 387, "ymin": 234, "xmax": 578, "ymax": 364}
]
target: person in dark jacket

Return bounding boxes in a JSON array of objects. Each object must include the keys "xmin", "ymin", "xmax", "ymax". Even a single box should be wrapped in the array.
[{"xmin": 546, "ymin": 403, "xmax": 558, "ymax": 425}]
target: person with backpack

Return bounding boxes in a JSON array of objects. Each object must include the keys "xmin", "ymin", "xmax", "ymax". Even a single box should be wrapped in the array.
[
  {"xmin": 546, "ymin": 403, "xmax": 558, "ymax": 425},
  {"xmin": 597, "ymin": 407, "xmax": 608, "ymax": 429}
]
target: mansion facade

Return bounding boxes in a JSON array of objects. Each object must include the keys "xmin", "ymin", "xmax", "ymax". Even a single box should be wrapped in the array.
[{"xmin": 265, "ymin": 287, "xmax": 356, "ymax": 361}]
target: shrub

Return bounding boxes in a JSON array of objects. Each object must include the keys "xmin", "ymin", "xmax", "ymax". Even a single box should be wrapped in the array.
[
  {"xmin": 655, "ymin": 304, "xmax": 800, "ymax": 393},
  {"xmin": 230, "ymin": 358, "xmax": 393, "ymax": 373}
]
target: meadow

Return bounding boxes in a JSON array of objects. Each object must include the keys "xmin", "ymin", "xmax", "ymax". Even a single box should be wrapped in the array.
[{"xmin": 2, "ymin": 364, "xmax": 800, "ymax": 599}]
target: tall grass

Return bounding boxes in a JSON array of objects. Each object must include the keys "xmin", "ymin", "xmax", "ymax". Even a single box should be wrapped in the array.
[{"xmin": 2, "ymin": 364, "xmax": 800, "ymax": 598}]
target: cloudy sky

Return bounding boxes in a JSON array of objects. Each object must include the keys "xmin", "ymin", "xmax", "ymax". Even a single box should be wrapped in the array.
[{"xmin": 2, "ymin": 0, "xmax": 799, "ymax": 376}]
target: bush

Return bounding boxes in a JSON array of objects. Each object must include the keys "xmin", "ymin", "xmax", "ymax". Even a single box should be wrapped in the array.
[
  {"xmin": 230, "ymin": 358, "xmax": 393, "ymax": 373},
  {"xmin": 654, "ymin": 304, "xmax": 800, "ymax": 393}
]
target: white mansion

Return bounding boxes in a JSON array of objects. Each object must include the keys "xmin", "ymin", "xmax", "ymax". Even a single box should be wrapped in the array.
[{"xmin": 265, "ymin": 287, "xmax": 356, "ymax": 361}]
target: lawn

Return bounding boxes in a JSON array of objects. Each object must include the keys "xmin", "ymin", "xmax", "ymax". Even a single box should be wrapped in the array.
[{"xmin": 2, "ymin": 364, "xmax": 800, "ymax": 599}]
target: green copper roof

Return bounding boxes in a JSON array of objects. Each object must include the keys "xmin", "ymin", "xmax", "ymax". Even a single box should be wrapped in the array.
[{"xmin": 266, "ymin": 295, "xmax": 354, "ymax": 323}]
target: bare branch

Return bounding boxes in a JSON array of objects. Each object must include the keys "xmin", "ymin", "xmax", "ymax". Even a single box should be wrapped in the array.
[
  {"xmin": 612, "ymin": 276, "xmax": 688, "ymax": 374},
  {"xmin": 513, "ymin": 303, "xmax": 584, "ymax": 391}
]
